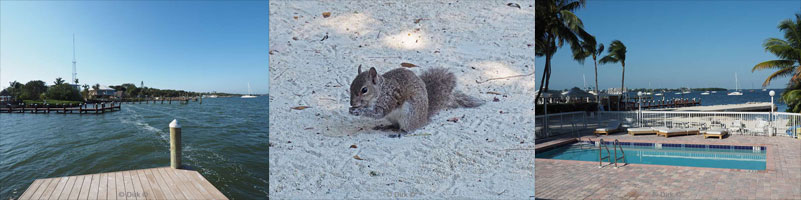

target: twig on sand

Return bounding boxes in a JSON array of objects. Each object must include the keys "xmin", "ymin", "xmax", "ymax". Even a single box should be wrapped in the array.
[
  {"xmin": 502, "ymin": 148, "xmax": 535, "ymax": 151},
  {"xmin": 406, "ymin": 133, "xmax": 431, "ymax": 137},
  {"xmin": 475, "ymin": 72, "xmax": 535, "ymax": 84}
]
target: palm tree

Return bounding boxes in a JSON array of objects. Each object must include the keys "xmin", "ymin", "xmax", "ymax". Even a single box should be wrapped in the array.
[
  {"xmin": 752, "ymin": 14, "xmax": 801, "ymax": 88},
  {"xmin": 572, "ymin": 35, "xmax": 603, "ymax": 102},
  {"xmin": 54, "ymin": 77, "xmax": 65, "ymax": 85},
  {"xmin": 535, "ymin": 0, "xmax": 591, "ymax": 100},
  {"xmin": 782, "ymin": 82, "xmax": 801, "ymax": 113},
  {"xmin": 599, "ymin": 40, "xmax": 627, "ymax": 95}
]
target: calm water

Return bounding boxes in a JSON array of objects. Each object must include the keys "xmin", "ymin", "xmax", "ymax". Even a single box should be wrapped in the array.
[
  {"xmin": 537, "ymin": 143, "xmax": 766, "ymax": 170},
  {"xmin": 0, "ymin": 97, "xmax": 268, "ymax": 200},
  {"xmin": 630, "ymin": 89, "xmax": 789, "ymax": 111}
]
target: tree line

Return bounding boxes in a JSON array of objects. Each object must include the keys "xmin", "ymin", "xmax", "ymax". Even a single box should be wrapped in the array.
[{"xmin": 1, "ymin": 78, "xmax": 207, "ymax": 103}]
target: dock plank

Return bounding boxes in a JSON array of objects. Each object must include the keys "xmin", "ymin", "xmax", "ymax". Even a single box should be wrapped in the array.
[
  {"xmin": 78, "ymin": 173, "xmax": 93, "ymax": 199},
  {"xmin": 143, "ymin": 169, "xmax": 168, "ymax": 200},
  {"xmin": 47, "ymin": 177, "xmax": 70, "ymax": 200},
  {"xmin": 97, "ymin": 173, "xmax": 108, "ymax": 200},
  {"xmin": 156, "ymin": 167, "xmax": 188, "ymax": 199},
  {"xmin": 188, "ymin": 169, "xmax": 226, "ymax": 200},
  {"xmin": 30, "ymin": 178, "xmax": 54, "ymax": 199},
  {"xmin": 67, "ymin": 175, "xmax": 85, "ymax": 199},
  {"xmin": 123, "ymin": 171, "xmax": 135, "ymax": 200},
  {"xmin": 20, "ymin": 168, "xmax": 226, "ymax": 200},
  {"xmin": 134, "ymin": 170, "xmax": 155, "ymax": 200},
  {"xmin": 163, "ymin": 169, "xmax": 202, "ymax": 199},
  {"xmin": 116, "ymin": 171, "xmax": 125, "ymax": 200},
  {"xmin": 129, "ymin": 170, "xmax": 145, "ymax": 200},
  {"xmin": 57, "ymin": 176, "xmax": 77, "ymax": 199},
  {"xmin": 39, "ymin": 177, "xmax": 61, "ymax": 199},
  {"xmin": 108, "ymin": 171, "xmax": 117, "ymax": 200},
  {"xmin": 19, "ymin": 179, "xmax": 43, "ymax": 200},
  {"xmin": 88, "ymin": 174, "xmax": 99, "ymax": 200},
  {"xmin": 150, "ymin": 168, "xmax": 176, "ymax": 199},
  {"xmin": 174, "ymin": 169, "xmax": 212, "ymax": 198}
]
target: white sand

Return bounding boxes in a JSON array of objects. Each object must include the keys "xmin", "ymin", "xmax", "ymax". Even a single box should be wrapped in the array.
[{"xmin": 268, "ymin": 0, "xmax": 535, "ymax": 198}]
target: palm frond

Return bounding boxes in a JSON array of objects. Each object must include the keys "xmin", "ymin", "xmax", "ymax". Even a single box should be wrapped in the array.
[
  {"xmin": 752, "ymin": 60, "xmax": 795, "ymax": 72},
  {"xmin": 762, "ymin": 67, "xmax": 794, "ymax": 87}
]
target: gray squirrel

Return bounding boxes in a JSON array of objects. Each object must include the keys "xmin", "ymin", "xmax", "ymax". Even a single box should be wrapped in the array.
[{"xmin": 349, "ymin": 65, "xmax": 484, "ymax": 134}]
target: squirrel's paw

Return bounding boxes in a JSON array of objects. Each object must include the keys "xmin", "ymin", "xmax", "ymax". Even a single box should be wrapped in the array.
[
  {"xmin": 373, "ymin": 124, "xmax": 400, "ymax": 131},
  {"xmin": 348, "ymin": 107, "xmax": 364, "ymax": 116}
]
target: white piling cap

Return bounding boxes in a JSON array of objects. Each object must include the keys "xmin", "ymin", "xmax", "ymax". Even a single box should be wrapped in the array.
[{"xmin": 170, "ymin": 119, "xmax": 181, "ymax": 128}]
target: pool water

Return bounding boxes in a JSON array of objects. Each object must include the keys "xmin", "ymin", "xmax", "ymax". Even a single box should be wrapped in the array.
[{"xmin": 536, "ymin": 142, "xmax": 766, "ymax": 170}]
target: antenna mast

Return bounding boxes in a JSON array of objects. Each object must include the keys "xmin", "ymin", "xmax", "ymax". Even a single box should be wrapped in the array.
[{"xmin": 72, "ymin": 34, "xmax": 77, "ymax": 84}]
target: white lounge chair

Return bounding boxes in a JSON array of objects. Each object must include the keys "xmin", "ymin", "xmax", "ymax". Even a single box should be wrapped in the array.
[
  {"xmin": 595, "ymin": 121, "xmax": 621, "ymax": 136},
  {"xmin": 656, "ymin": 127, "xmax": 698, "ymax": 138},
  {"xmin": 703, "ymin": 128, "xmax": 728, "ymax": 139},
  {"xmin": 627, "ymin": 127, "xmax": 657, "ymax": 135}
]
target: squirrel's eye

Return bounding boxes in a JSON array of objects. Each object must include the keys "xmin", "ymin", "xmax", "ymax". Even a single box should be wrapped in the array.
[{"xmin": 361, "ymin": 87, "xmax": 368, "ymax": 94}]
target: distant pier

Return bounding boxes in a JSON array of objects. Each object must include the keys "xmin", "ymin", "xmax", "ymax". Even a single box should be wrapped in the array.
[{"xmin": 0, "ymin": 102, "xmax": 121, "ymax": 114}]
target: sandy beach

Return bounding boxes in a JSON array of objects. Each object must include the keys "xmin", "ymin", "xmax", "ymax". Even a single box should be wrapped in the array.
[{"xmin": 268, "ymin": 0, "xmax": 535, "ymax": 198}]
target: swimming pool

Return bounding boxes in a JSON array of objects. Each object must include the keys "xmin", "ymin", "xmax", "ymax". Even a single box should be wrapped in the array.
[{"xmin": 536, "ymin": 141, "xmax": 767, "ymax": 170}]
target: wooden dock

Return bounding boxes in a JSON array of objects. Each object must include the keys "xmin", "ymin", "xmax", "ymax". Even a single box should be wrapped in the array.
[
  {"xmin": 19, "ymin": 167, "xmax": 227, "ymax": 200},
  {"xmin": 0, "ymin": 102, "xmax": 121, "ymax": 114}
]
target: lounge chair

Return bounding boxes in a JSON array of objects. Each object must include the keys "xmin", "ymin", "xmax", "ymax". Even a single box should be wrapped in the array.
[
  {"xmin": 656, "ymin": 127, "xmax": 698, "ymax": 138},
  {"xmin": 594, "ymin": 121, "xmax": 621, "ymax": 136},
  {"xmin": 703, "ymin": 128, "xmax": 728, "ymax": 139},
  {"xmin": 627, "ymin": 127, "xmax": 657, "ymax": 136},
  {"xmin": 748, "ymin": 120, "xmax": 769, "ymax": 136}
]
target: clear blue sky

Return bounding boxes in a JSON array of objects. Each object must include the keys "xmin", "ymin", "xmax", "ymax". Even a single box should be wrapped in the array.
[
  {"xmin": 536, "ymin": 1, "xmax": 801, "ymax": 91},
  {"xmin": 1, "ymin": 1, "xmax": 268, "ymax": 94}
]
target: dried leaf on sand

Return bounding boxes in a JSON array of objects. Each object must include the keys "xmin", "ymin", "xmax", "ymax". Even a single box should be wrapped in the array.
[
  {"xmin": 291, "ymin": 106, "xmax": 311, "ymax": 110},
  {"xmin": 350, "ymin": 145, "xmax": 358, "ymax": 149},
  {"xmin": 400, "ymin": 62, "xmax": 418, "ymax": 68},
  {"xmin": 447, "ymin": 117, "xmax": 459, "ymax": 122},
  {"xmin": 353, "ymin": 155, "xmax": 364, "ymax": 160}
]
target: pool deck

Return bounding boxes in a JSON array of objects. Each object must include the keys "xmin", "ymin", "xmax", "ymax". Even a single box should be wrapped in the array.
[
  {"xmin": 18, "ymin": 167, "xmax": 227, "ymax": 200},
  {"xmin": 536, "ymin": 132, "xmax": 801, "ymax": 199}
]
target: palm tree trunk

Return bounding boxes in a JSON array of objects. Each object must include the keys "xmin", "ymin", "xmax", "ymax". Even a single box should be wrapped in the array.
[
  {"xmin": 594, "ymin": 58, "xmax": 599, "ymax": 104},
  {"xmin": 535, "ymin": 54, "xmax": 553, "ymax": 101},
  {"xmin": 620, "ymin": 62, "xmax": 626, "ymax": 110}
]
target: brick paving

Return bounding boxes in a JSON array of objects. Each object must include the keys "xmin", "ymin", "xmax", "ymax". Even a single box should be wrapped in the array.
[{"xmin": 536, "ymin": 132, "xmax": 801, "ymax": 199}]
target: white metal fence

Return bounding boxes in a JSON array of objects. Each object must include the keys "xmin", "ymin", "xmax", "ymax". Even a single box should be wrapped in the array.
[
  {"xmin": 536, "ymin": 111, "xmax": 801, "ymax": 139},
  {"xmin": 598, "ymin": 111, "xmax": 801, "ymax": 138},
  {"xmin": 535, "ymin": 111, "xmax": 588, "ymax": 139}
]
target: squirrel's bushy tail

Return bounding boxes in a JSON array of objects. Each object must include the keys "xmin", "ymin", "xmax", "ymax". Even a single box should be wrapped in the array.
[{"xmin": 420, "ymin": 67, "xmax": 484, "ymax": 118}]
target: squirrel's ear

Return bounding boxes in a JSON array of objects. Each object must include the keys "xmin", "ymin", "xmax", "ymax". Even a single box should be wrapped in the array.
[
  {"xmin": 357, "ymin": 64, "xmax": 362, "ymax": 74},
  {"xmin": 369, "ymin": 67, "xmax": 378, "ymax": 84}
]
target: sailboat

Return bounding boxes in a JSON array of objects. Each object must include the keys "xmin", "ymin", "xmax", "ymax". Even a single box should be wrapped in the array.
[
  {"xmin": 241, "ymin": 83, "xmax": 257, "ymax": 98},
  {"xmin": 728, "ymin": 73, "xmax": 743, "ymax": 96}
]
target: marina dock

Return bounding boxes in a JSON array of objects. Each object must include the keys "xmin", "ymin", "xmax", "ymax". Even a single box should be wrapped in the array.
[
  {"xmin": 18, "ymin": 167, "xmax": 227, "ymax": 200},
  {"xmin": 0, "ymin": 102, "xmax": 121, "ymax": 114}
]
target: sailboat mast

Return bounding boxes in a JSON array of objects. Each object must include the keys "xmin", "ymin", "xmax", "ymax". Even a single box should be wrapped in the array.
[{"xmin": 72, "ymin": 34, "xmax": 77, "ymax": 84}]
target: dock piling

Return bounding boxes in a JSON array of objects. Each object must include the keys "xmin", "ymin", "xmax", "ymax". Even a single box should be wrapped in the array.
[{"xmin": 169, "ymin": 119, "xmax": 182, "ymax": 169}]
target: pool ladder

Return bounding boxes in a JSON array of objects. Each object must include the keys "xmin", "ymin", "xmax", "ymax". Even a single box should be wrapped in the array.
[{"xmin": 598, "ymin": 139, "xmax": 627, "ymax": 168}]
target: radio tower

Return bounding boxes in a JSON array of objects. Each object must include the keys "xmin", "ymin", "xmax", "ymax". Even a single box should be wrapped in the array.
[{"xmin": 72, "ymin": 34, "xmax": 78, "ymax": 84}]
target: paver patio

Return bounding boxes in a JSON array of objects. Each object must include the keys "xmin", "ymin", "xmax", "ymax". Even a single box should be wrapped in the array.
[{"xmin": 536, "ymin": 131, "xmax": 801, "ymax": 199}]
